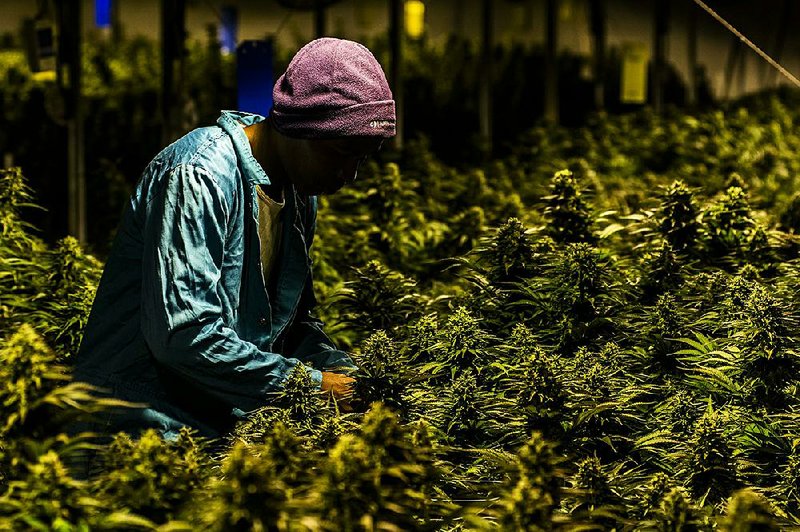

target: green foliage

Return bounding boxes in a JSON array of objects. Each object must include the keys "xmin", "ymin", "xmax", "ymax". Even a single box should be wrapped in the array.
[
  {"xmin": 11, "ymin": 87, "xmax": 800, "ymax": 528},
  {"xmin": 719, "ymin": 489, "xmax": 780, "ymax": 532},
  {"xmin": 197, "ymin": 442, "xmax": 294, "ymax": 532},
  {"xmin": 483, "ymin": 433, "xmax": 563, "ymax": 531},
  {"xmin": 543, "ymin": 169, "xmax": 595, "ymax": 244},
  {"xmin": 683, "ymin": 409, "xmax": 741, "ymax": 504},
  {"xmin": 658, "ymin": 180, "xmax": 701, "ymax": 252},
  {"xmin": 650, "ymin": 487, "xmax": 711, "ymax": 532},
  {"xmin": 333, "ymin": 259, "xmax": 421, "ymax": 345},
  {"xmin": 352, "ymin": 330, "xmax": 413, "ymax": 417},
  {"xmin": 96, "ymin": 428, "xmax": 210, "ymax": 524},
  {"xmin": 0, "ymin": 450, "xmax": 96, "ymax": 531},
  {"xmin": 0, "ymin": 324, "xmax": 65, "ymax": 435},
  {"xmin": 312, "ymin": 403, "xmax": 449, "ymax": 531},
  {"xmin": 702, "ymin": 185, "xmax": 763, "ymax": 262}
]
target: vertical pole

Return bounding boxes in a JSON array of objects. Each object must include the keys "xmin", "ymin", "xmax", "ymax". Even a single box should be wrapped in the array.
[
  {"xmin": 58, "ymin": 0, "xmax": 86, "ymax": 243},
  {"xmin": 314, "ymin": 1, "xmax": 326, "ymax": 38},
  {"xmin": 767, "ymin": 0, "xmax": 792, "ymax": 87},
  {"xmin": 453, "ymin": 0, "xmax": 465, "ymax": 35},
  {"xmin": 389, "ymin": 0, "xmax": 404, "ymax": 151},
  {"xmin": 544, "ymin": 0, "xmax": 559, "ymax": 123},
  {"xmin": 544, "ymin": 0, "xmax": 558, "ymax": 124},
  {"xmin": 724, "ymin": 35, "xmax": 740, "ymax": 99},
  {"xmin": 161, "ymin": 0, "xmax": 186, "ymax": 144},
  {"xmin": 687, "ymin": 2, "xmax": 697, "ymax": 106},
  {"xmin": 589, "ymin": 0, "xmax": 606, "ymax": 110},
  {"xmin": 736, "ymin": 45, "xmax": 746, "ymax": 96},
  {"xmin": 652, "ymin": 0, "xmax": 668, "ymax": 113},
  {"xmin": 111, "ymin": 0, "xmax": 123, "ymax": 43},
  {"xmin": 479, "ymin": 0, "xmax": 492, "ymax": 158}
]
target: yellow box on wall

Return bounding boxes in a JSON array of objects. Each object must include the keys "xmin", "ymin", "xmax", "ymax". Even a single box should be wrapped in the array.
[
  {"xmin": 621, "ymin": 42, "xmax": 649, "ymax": 104},
  {"xmin": 405, "ymin": 0, "xmax": 425, "ymax": 39}
]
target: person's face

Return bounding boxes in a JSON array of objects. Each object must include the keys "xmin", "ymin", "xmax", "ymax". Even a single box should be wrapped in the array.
[{"xmin": 285, "ymin": 136, "xmax": 384, "ymax": 196}]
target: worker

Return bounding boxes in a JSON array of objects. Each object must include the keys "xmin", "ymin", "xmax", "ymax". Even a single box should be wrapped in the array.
[{"xmin": 73, "ymin": 37, "xmax": 396, "ymax": 441}]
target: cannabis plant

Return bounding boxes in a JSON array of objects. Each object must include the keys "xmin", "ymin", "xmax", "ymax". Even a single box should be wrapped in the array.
[
  {"xmin": 312, "ymin": 403, "xmax": 449, "ymax": 531},
  {"xmin": 441, "ymin": 205, "xmax": 486, "ymax": 257},
  {"xmin": 420, "ymin": 306, "xmax": 497, "ymax": 382},
  {"xmin": 638, "ymin": 241, "xmax": 683, "ymax": 303},
  {"xmin": 641, "ymin": 293, "xmax": 687, "ymax": 372},
  {"xmin": 719, "ymin": 489, "xmax": 780, "ymax": 531},
  {"xmin": 564, "ymin": 358, "xmax": 644, "ymax": 459},
  {"xmin": 565, "ymin": 454, "xmax": 623, "ymax": 524},
  {"xmin": 506, "ymin": 323, "xmax": 542, "ymax": 364},
  {"xmin": 96, "ymin": 427, "xmax": 211, "ymax": 524},
  {"xmin": 266, "ymin": 364, "xmax": 335, "ymax": 437},
  {"xmin": 0, "ymin": 324, "xmax": 111, "ymax": 482},
  {"xmin": 0, "ymin": 167, "xmax": 40, "ymax": 251},
  {"xmin": 731, "ymin": 284, "xmax": 797, "ymax": 408},
  {"xmin": 478, "ymin": 432, "xmax": 563, "ymax": 531},
  {"xmin": 637, "ymin": 472, "xmax": 676, "ymax": 518},
  {"xmin": 701, "ymin": 185, "xmax": 758, "ymax": 262},
  {"xmin": 645, "ymin": 486, "xmax": 711, "ymax": 532},
  {"xmin": 426, "ymin": 369, "xmax": 505, "ymax": 447},
  {"xmin": 653, "ymin": 387, "xmax": 705, "ymax": 436},
  {"xmin": 33, "ymin": 236, "xmax": 101, "ymax": 359},
  {"xmin": 500, "ymin": 338, "xmax": 567, "ymax": 442},
  {"xmin": 0, "ymin": 450, "xmax": 98, "ymax": 530},
  {"xmin": 402, "ymin": 314, "xmax": 439, "ymax": 364},
  {"xmin": 351, "ymin": 330, "xmax": 414, "ymax": 418},
  {"xmin": 657, "ymin": 180, "xmax": 700, "ymax": 253},
  {"xmin": 474, "ymin": 217, "xmax": 537, "ymax": 284},
  {"xmin": 334, "ymin": 259, "xmax": 421, "ymax": 343},
  {"xmin": 516, "ymin": 242, "xmax": 622, "ymax": 352},
  {"xmin": 682, "ymin": 409, "xmax": 741, "ymax": 504},
  {"xmin": 542, "ymin": 169, "xmax": 595, "ymax": 244},
  {"xmin": 197, "ymin": 442, "xmax": 294, "ymax": 531}
]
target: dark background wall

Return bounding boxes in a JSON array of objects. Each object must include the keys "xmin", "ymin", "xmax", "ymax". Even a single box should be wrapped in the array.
[{"xmin": 2, "ymin": 0, "xmax": 798, "ymax": 99}]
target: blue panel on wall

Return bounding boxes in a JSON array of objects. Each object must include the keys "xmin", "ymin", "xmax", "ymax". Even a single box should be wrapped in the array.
[
  {"xmin": 95, "ymin": 0, "xmax": 111, "ymax": 28},
  {"xmin": 237, "ymin": 40, "xmax": 274, "ymax": 116},
  {"xmin": 220, "ymin": 6, "xmax": 238, "ymax": 54}
]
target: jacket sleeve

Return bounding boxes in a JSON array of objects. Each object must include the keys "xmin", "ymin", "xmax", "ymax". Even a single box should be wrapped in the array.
[
  {"xmin": 281, "ymin": 195, "xmax": 357, "ymax": 373},
  {"xmin": 282, "ymin": 272, "xmax": 357, "ymax": 372},
  {"xmin": 140, "ymin": 164, "xmax": 323, "ymax": 414}
]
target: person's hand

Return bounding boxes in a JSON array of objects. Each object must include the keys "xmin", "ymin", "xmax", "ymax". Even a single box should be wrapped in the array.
[{"xmin": 320, "ymin": 371, "xmax": 356, "ymax": 412}]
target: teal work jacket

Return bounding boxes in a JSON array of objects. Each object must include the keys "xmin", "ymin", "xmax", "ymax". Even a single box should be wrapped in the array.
[{"xmin": 74, "ymin": 111, "xmax": 354, "ymax": 439}]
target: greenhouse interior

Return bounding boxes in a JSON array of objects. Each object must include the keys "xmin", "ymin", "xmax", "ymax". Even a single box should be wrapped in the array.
[{"xmin": 4, "ymin": 0, "xmax": 800, "ymax": 529}]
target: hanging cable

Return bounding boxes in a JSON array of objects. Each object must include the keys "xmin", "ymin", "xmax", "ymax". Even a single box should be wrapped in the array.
[{"xmin": 691, "ymin": 0, "xmax": 800, "ymax": 89}]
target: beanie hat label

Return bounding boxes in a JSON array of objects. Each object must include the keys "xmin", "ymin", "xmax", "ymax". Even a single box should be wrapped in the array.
[{"xmin": 369, "ymin": 120, "xmax": 394, "ymax": 129}]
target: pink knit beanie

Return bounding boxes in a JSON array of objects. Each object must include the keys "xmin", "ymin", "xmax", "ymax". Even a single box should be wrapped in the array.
[{"xmin": 270, "ymin": 37, "xmax": 396, "ymax": 139}]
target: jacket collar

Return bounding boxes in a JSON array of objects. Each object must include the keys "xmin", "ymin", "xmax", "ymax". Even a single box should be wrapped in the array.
[{"xmin": 217, "ymin": 110, "xmax": 272, "ymax": 186}]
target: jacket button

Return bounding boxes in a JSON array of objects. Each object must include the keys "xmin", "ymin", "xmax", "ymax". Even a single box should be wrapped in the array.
[{"xmin": 258, "ymin": 317, "xmax": 268, "ymax": 326}]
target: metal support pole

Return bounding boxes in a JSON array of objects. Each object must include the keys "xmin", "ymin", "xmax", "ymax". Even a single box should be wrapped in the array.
[
  {"xmin": 724, "ymin": 35, "xmax": 741, "ymax": 99},
  {"xmin": 389, "ymin": 0, "xmax": 404, "ymax": 151},
  {"xmin": 736, "ymin": 44, "xmax": 746, "ymax": 96},
  {"xmin": 767, "ymin": 0, "xmax": 792, "ymax": 87},
  {"xmin": 687, "ymin": 2, "xmax": 697, "ymax": 105},
  {"xmin": 453, "ymin": 0, "xmax": 465, "ymax": 35},
  {"xmin": 544, "ymin": 0, "xmax": 559, "ymax": 123},
  {"xmin": 652, "ymin": 0, "xmax": 668, "ymax": 113},
  {"xmin": 111, "ymin": 0, "xmax": 123, "ymax": 43},
  {"xmin": 479, "ymin": 0, "xmax": 492, "ymax": 158},
  {"xmin": 590, "ymin": 0, "xmax": 607, "ymax": 110},
  {"xmin": 314, "ymin": 1, "xmax": 326, "ymax": 37},
  {"xmin": 57, "ymin": 0, "xmax": 86, "ymax": 243},
  {"xmin": 161, "ymin": 0, "xmax": 186, "ymax": 144}
]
